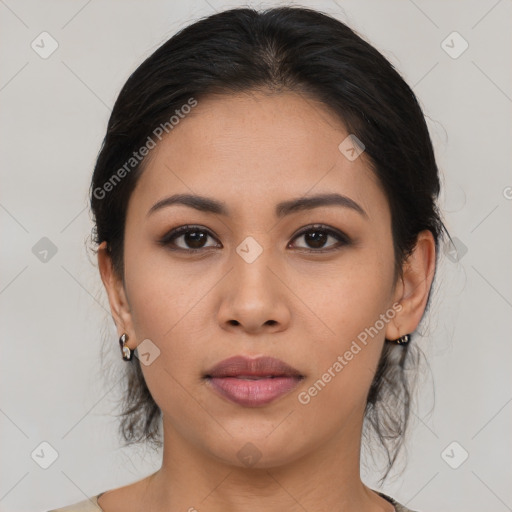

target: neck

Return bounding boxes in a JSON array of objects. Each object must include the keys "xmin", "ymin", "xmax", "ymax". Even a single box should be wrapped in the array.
[{"xmin": 142, "ymin": 414, "xmax": 394, "ymax": 512}]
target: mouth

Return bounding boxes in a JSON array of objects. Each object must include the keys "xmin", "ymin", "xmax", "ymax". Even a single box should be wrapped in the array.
[
  {"xmin": 204, "ymin": 355, "xmax": 303, "ymax": 379},
  {"xmin": 204, "ymin": 355, "xmax": 304, "ymax": 407},
  {"xmin": 228, "ymin": 375, "xmax": 283, "ymax": 380}
]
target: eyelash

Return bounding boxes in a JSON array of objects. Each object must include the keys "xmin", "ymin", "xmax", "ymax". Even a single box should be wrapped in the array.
[{"xmin": 158, "ymin": 224, "xmax": 351, "ymax": 253}]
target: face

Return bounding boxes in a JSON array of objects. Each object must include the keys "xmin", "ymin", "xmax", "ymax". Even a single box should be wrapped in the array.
[{"xmin": 102, "ymin": 89, "xmax": 423, "ymax": 469}]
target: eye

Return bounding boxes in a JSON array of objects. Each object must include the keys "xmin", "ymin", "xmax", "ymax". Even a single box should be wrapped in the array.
[
  {"xmin": 158, "ymin": 225, "xmax": 221, "ymax": 251},
  {"xmin": 159, "ymin": 224, "xmax": 350, "ymax": 253},
  {"xmin": 289, "ymin": 224, "xmax": 350, "ymax": 252}
]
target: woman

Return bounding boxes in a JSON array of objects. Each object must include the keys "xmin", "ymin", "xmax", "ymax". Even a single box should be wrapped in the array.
[{"xmin": 49, "ymin": 5, "xmax": 446, "ymax": 512}]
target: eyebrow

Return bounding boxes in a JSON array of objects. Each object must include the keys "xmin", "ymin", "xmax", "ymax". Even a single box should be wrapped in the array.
[{"xmin": 147, "ymin": 192, "xmax": 368, "ymax": 219}]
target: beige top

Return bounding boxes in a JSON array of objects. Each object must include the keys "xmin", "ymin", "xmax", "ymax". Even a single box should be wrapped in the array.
[{"xmin": 47, "ymin": 490, "xmax": 418, "ymax": 511}]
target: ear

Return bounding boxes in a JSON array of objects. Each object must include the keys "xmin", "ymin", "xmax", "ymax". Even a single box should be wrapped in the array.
[
  {"xmin": 385, "ymin": 230, "xmax": 437, "ymax": 341},
  {"xmin": 97, "ymin": 241, "xmax": 136, "ymax": 351}
]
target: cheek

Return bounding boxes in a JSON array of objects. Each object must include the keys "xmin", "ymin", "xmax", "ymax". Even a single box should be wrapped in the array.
[
  {"xmin": 123, "ymin": 249, "xmax": 210, "ymax": 420},
  {"xmin": 300, "ymin": 246, "xmax": 394, "ymax": 338},
  {"xmin": 294, "ymin": 280, "xmax": 390, "ymax": 434},
  {"xmin": 297, "ymin": 247, "xmax": 394, "ymax": 391},
  {"xmin": 123, "ymin": 240, "xmax": 211, "ymax": 338}
]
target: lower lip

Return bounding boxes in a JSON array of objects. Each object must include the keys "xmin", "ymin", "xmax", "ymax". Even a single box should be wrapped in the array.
[{"xmin": 206, "ymin": 376, "xmax": 302, "ymax": 407}]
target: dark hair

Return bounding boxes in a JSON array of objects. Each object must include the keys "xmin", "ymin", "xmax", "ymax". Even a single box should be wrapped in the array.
[{"xmin": 90, "ymin": 6, "xmax": 447, "ymax": 482}]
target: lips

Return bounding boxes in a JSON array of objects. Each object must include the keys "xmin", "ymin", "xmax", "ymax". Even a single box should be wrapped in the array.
[
  {"xmin": 205, "ymin": 355, "xmax": 303, "ymax": 379},
  {"xmin": 204, "ymin": 355, "xmax": 304, "ymax": 407}
]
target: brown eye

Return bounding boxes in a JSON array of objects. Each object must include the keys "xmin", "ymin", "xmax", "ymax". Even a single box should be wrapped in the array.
[
  {"xmin": 290, "ymin": 225, "xmax": 350, "ymax": 251},
  {"xmin": 159, "ymin": 225, "xmax": 221, "ymax": 251},
  {"xmin": 180, "ymin": 230, "xmax": 208, "ymax": 249}
]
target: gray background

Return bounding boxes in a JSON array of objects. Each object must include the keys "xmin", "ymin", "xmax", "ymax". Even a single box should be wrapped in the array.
[{"xmin": 1, "ymin": 1, "xmax": 511, "ymax": 511}]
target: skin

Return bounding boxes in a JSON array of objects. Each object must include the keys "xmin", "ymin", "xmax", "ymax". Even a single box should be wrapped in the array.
[{"xmin": 97, "ymin": 89, "xmax": 436, "ymax": 512}]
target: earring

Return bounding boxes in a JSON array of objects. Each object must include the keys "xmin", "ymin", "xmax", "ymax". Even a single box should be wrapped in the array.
[
  {"xmin": 391, "ymin": 334, "xmax": 410, "ymax": 345},
  {"xmin": 119, "ymin": 333, "xmax": 133, "ymax": 361}
]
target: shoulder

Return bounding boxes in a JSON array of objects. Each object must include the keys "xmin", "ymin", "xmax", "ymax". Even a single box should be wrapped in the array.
[
  {"xmin": 46, "ymin": 493, "xmax": 104, "ymax": 512},
  {"xmin": 47, "ymin": 476, "xmax": 152, "ymax": 511},
  {"xmin": 48, "ymin": 489, "xmax": 419, "ymax": 512},
  {"xmin": 376, "ymin": 490, "xmax": 420, "ymax": 512}
]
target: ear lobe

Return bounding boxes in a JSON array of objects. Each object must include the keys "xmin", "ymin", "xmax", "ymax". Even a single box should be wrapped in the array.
[
  {"xmin": 97, "ymin": 241, "xmax": 135, "ymax": 346},
  {"xmin": 385, "ymin": 230, "xmax": 437, "ymax": 340}
]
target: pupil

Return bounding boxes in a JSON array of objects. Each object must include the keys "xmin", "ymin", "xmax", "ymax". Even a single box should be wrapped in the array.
[
  {"xmin": 306, "ymin": 230, "xmax": 326, "ymax": 248},
  {"xmin": 186, "ymin": 231, "xmax": 206, "ymax": 248}
]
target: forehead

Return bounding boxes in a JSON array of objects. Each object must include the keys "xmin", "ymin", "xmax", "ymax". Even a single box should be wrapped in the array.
[{"xmin": 128, "ymin": 90, "xmax": 386, "ymax": 221}]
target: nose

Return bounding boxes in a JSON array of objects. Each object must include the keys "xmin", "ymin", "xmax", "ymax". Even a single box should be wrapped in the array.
[{"xmin": 216, "ymin": 248, "xmax": 291, "ymax": 335}]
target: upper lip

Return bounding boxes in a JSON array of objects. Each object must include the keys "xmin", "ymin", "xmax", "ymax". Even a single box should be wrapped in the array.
[{"xmin": 205, "ymin": 355, "xmax": 303, "ymax": 378}]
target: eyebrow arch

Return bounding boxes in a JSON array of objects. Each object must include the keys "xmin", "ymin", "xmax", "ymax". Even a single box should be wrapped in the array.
[{"xmin": 147, "ymin": 192, "xmax": 368, "ymax": 219}]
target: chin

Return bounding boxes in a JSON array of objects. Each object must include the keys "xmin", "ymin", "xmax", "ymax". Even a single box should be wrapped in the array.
[{"xmin": 207, "ymin": 432, "xmax": 309, "ymax": 470}]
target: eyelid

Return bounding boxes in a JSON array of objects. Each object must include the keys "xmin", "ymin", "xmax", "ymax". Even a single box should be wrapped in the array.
[
  {"xmin": 158, "ymin": 224, "xmax": 222, "ymax": 250},
  {"xmin": 159, "ymin": 223, "xmax": 351, "ymax": 252},
  {"xmin": 288, "ymin": 224, "xmax": 351, "ymax": 250}
]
